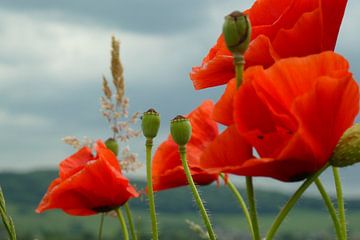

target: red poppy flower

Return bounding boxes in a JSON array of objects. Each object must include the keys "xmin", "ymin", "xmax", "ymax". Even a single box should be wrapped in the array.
[
  {"xmin": 152, "ymin": 100, "xmax": 229, "ymax": 191},
  {"xmin": 36, "ymin": 140, "xmax": 139, "ymax": 216},
  {"xmin": 190, "ymin": 0, "xmax": 347, "ymax": 90},
  {"xmin": 200, "ymin": 52, "xmax": 359, "ymax": 181}
]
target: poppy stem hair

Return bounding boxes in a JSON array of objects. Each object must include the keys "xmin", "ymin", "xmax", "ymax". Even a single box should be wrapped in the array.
[
  {"xmin": 141, "ymin": 108, "xmax": 160, "ymax": 240},
  {"xmin": 178, "ymin": 145, "xmax": 217, "ymax": 240},
  {"xmin": 98, "ymin": 213, "xmax": 105, "ymax": 240},
  {"xmin": 124, "ymin": 203, "xmax": 138, "ymax": 240},
  {"xmin": 145, "ymin": 138, "xmax": 159, "ymax": 240},
  {"xmin": 115, "ymin": 207, "xmax": 129, "ymax": 240},
  {"xmin": 314, "ymin": 178, "xmax": 343, "ymax": 239},
  {"xmin": 265, "ymin": 163, "xmax": 329, "ymax": 239},
  {"xmin": 332, "ymin": 167, "xmax": 348, "ymax": 239},
  {"xmin": 219, "ymin": 173, "xmax": 254, "ymax": 238}
]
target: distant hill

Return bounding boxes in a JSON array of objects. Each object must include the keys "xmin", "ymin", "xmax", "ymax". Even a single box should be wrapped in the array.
[
  {"xmin": 1, "ymin": 170, "xmax": 360, "ymax": 240},
  {"xmin": 1, "ymin": 169, "xmax": 360, "ymax": 214}
]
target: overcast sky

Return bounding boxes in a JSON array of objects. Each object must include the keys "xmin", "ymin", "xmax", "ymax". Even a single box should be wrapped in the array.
[{"xmin": 1, "ymin": 1, "xmax": 360, "ymax": 196}]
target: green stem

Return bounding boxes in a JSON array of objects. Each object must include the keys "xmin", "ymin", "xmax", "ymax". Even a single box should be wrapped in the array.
[
  {"xmin": 246, "ymin": 177, "xmax": 261, "ymax": 240},
  {"xmin": 179, "ymin": 145, "xmax": 216, "ymax": 240},
  {"xmin": 115, "ymin": 208, "xmax": 129, "ymax": 240},
  {"xmin": 333, "ymin": 167, "xmax": 347, "ymax": 239},
  {"xmin": 314, "ymin": 178, "xmax": 343, "ymax": 240},
  {"xmin": 234, "ymin": 54, "xmax": 244, "ymax": 88},
  {"xmin": 124, "ymin": 203, "xmax": 137, "ymax": 240},
  {"xmin": 98, "ymin": 213, "xmax": 105, "ymax": 240},
  {"xmin": 220, "ymin": 174, "xmax": 254, "ymax": 238},
  {"xmin": 146, "ymin": 138, "xmax": 158, "ymax": 240},
  {"xmin": 265, "ymin": 164, "xmax": 329, "ymax": 240}
]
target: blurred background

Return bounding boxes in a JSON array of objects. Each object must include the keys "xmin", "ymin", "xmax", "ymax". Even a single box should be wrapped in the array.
[{"xmin": 1, "ymin": 0, "xmax": 360, "ymax": 239}]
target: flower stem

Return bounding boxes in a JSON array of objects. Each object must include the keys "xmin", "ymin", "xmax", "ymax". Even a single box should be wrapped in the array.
[
  {"xmin": 314, "ymin": 178, "xmax": 343, "ymax": 240},
  {"xmin": 246, "ymin": 176, "xmax": 261, "ymax": 240},
  {"xmin": 146, "ymin": 138, "xmax": 158, "ymax": 240},
  {"xmin": 115, "ymin": 207, "xmax": 129, "ymax": 240},
  {"xmin": 265, "ymin": 164, "xmax": 329, "ymax": 240},
  {"xmin": 234, "ymin": 54, "xmax": 244, "ymax": 88},
  {"xmin": 124, "ymin": 203, "xmax": 137, "ymax": 240},
  {"xmin": 333, "ymin": 167, "xmax": 347, "ymax": 239},
  {"xmin": 98, "ymin": 213, "xmax": 105, "ymax": 240},
  {"xmin": 179, "ymin": 145, "xmax": 216, "ymax": 240},
  {"xmin": 220, "ymin": 173, "xmax": 254, "ymax": 238}
]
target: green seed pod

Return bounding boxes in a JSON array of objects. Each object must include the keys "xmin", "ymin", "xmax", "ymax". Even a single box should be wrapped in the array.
[
  {"xmin": 223, "ymin": 11, "xmax": 251, "ymax": 55},
  {"xmin": 330, "ymin": 124, "xmax": 360, "ymax": 167},
  {"xmin": 170, "ymin": 115, "xmax": 192, "ymax": 146},
  {"xmin": 141, "ymin": 108, "xmax": 160, "ymax": 139},
  {"xmin": 105, "ymin": 138, "xmax": 119, "ymax": 156}
]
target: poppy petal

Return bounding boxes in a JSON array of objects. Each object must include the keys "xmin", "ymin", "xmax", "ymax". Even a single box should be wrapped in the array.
[
  {"xmin": 213, "ymin": 79, "xmax": 236, "ymax": 126},
  {"xmin": 152, "ymin": 100, "xmax": 219, "ymax": 191},
  {"xmin": 199, "ymin": 125, "xmax": 253, "ymax": 175},
  {"xmin": 59, "ymin": 147, "xmax": 94, "ymax": 179}
]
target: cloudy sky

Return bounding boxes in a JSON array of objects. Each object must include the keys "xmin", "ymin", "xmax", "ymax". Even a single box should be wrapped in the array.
[{"xmin": 1, "ymin": 1, "xmax": 360, "ymax": 196}]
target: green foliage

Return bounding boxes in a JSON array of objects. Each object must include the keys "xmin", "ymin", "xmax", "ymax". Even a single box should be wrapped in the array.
[{"xmin": 0, "ymin": 186, "xmax": 16, "ymax": 240}]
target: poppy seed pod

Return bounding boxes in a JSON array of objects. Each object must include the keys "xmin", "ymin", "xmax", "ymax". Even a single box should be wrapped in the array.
[
  {"xmin": 223, "ymin": 11, "xmax": 251, "ymax": 55},
  {"xmin": 170, "ymin": 115, "xmax": 192, "ymax": 146},
  {"xmin": 105, "ymin": 138, "xmax": 119, "ymax": 156},
  {"xmin": 142, "ymin": 108, "xmax": 160, "ymax": 139},
  {"xmin": 331, "ymin": 124, "xmax": 360, "ymax": 167}
]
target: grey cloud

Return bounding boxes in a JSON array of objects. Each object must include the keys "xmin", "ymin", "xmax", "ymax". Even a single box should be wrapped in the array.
[{"xmin": 0, "ymin": 0, "xmax": 226, "ymax": 35}]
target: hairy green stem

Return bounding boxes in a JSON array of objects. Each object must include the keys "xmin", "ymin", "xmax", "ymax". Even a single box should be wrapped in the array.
[
  {"xmin": 179, "ymin": 145, "xmax": 216, "ymax": 240},
  {"xmin": 314, "ymin": 178, "xmax": 343, "ymax": 240},
  {"xmin": 98, "ymin": 213, "xmax": 105, "ymax": 240},
  {"xmin": 146, "ymin": 138, "xmax": 158, "ymax": 240},
  {"xmin": 246, "ymin": 177, "xmax": 261, "ymax": 240},
  {"xmin": 265, "ymin": 164, "xmax": 329, "ymax": 240},
  {"xmin": 124, "ymin": 203, "xmax": 137, "ymax": 240},
  {"xmin": 333, "ymin": 167, "xmax": 347, "ymax": 239},
  {"xmin": 115, "ymin": 208, "xmax": 129, "ymax": 240},
  {"xmin": 220, "ymin": 174, "xmax": 254, "ymax": 238},
  {"xmin": 234, "ymin": 54, "xmax": 244, "ymax": 88}
]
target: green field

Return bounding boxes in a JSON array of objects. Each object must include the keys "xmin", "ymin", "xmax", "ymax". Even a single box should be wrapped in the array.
[{"xmin": 1, "ymin": 170, "xmax": 360, "ymax": 239}]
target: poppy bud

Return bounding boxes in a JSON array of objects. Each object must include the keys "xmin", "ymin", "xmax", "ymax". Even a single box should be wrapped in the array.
[
  {"xmin": 223, "ymin": 11, "xmax": 251, "ymax": 55},
  {"xmin": 170, "ymin": 115, "xmax": 192, "ymax": 146},
  {"xmin": 142, "ymin": 108, "xmax": 160, "ymax": 139},
  {"xmin": 105, "ymin": 138, "xmax": 119, "ymax": 156},
  {"xmin": 330, "ymin": 124, "xmax": 360, "ymax": 167}
]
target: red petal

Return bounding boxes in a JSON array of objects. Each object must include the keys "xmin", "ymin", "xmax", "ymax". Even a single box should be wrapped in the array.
[
  {"xmin": 320, "ymin": 0, "xmax": 347, "ymax": 50},
  {"xmin": 199, "ymin": 125, "xmax": 253, "ymax": 175},
  {"xmin": 37, "ymin": 158, "xmax": 138, "ymax": 216},
  {"xmin": 244, "ymin": 35, "xmax": 280, "ymax": 69},
  {"xmin": 152, "ymin": 100, "xmax": 219, "ymax": 191},
  {"xmin": 272, "ymin": 9, "xmax": 323, "ymax": 58},
  {"xmin": 213, "ymin": 79, "xmax": 236, "ymax": 126},
  {"xmin": 59, "ymin": 147, "xmax": 94, "ymax": 179}
]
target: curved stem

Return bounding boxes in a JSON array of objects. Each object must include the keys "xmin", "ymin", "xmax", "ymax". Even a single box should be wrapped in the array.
[
  {"xmin": 314, "ymin": 178, "xmax": 343, "ymax": 240},
  {"xmin": 265, "ymin": 164, "xmax": 329, "ymax": 240},
  {"xmin": 146, "ymin": 138, "xmax": 158, "ymax": 240},
  {"xmin": 124, "ymin": 203, "xmax": 137, "ymax": 240},
  {"xmin": 220, "ymin": 174, "xmax": 254, "ymax": 238},
  {"xmin": 115, "ymin": 207, "xmax": 129, "ymax": 240},
  {"xmin": 179, "ymin": 145, "xmax": 216, "ymax": 240},
  {"xmin": 98, "ymin": 213, "xmax": 105, "ymax": 240},
  {"xmin": 246, "ymin": 177, "xmax": 261, "ymax": 240},
  {"xmin": 333, "ymin": 167, "xmax": 347, "ymax": 239}
]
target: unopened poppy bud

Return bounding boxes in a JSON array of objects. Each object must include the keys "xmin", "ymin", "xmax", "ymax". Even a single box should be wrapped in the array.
[
  {"xmin": 141, "ymin": 108, "xmax": 160, "ymax": 139},
  {"xmin": 330, "ymin": 124, "xmax": 360, "ymax": 167},
  {"xmin": 170, "ymin": 115, "xmax": 192, "ymax": 146},
  {"xmin": 223, "ymin": 11, "xmax": 251, "ymax": 55},
  {"xmin": 105, "ymin": 138, "xmax": 119, "ymax": 156}
]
